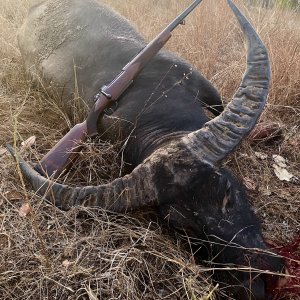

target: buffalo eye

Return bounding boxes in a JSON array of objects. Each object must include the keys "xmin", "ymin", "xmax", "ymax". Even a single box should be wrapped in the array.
[
  {"xmin": 221, "ymin": 180, "xmax": 232, "ymax": 214},
  {"xmin": 225, "ymin": 180, "xmax": 231, "ymax": 198}
]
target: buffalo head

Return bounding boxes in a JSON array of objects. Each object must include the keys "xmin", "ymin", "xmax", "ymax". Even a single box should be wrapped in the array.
[{"xmin": 157, "ymin": 162, "xmax": 283, "ymax": 299}]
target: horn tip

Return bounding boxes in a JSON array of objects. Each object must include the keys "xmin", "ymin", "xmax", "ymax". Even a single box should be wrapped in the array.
[{"xmin": 227, "ymin": 0, "xmax": 234, "ymax": 7}]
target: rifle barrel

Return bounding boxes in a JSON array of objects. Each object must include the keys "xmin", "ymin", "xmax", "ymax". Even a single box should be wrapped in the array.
[{"xmin": 168, "ymin": 0, "xmax": 202, "ymax": 32}]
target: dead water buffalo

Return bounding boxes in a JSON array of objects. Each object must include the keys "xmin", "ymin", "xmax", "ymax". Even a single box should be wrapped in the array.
[{"xmin": 9, "ymin": 0, "xmax": 284, "ymax": 298}]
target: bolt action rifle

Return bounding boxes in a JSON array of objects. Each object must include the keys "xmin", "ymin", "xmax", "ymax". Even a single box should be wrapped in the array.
[{"xmin": 34, "ymin": 0, "xmax": 202, "ymax": 178}]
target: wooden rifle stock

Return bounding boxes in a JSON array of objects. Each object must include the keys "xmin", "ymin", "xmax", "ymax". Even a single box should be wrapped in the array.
[
  {"xmin": 34, "ymin": 0, "xmax": 202, "ymax": 177},
  {"xmin": 34, "ymin": 122, "xmax": 87, "ymax": 176}
]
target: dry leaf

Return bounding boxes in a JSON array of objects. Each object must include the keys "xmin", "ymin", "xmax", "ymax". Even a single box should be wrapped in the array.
[
  {"xmin": 0, "ymin": 147, "xmax": 7, "ymax": 156},
  {"xmin": 272, "ymin": 164, "xmax": 295, "ymax": 182},
  {"xmin": 5, "ymin": 190, "xmax": 23, "ymax": 201},
  {"xmin": 239, "ymin": 153, "xmax": 250, "ymax": 158},
  {"xmin": 21, "ymin": 136, "xmax": 36, "ymax": 149},
  {"xmin": 243, "ymin": 177, "xmax": 257, "ymax": 191},
  {"xmin": 19, "ymin": 203, "xmax": 32, "ymax": 217},
  {"xmin": 272, "ymin": 154, "xmax": 295, "ymax": 182},
  {"xmin": 272, "ymin": 155, "xmax": 287, "ymax": 168},
  {"xmin": 248, "ymin": 122, "xmax": 282, "ymax": 142},
  {"xmin": 288, "ymin": 136, "xmax": 300, "ymax": 148},
  {"xmin": 255, "ymin": 151, "xmax": 268, "ymax": 160},
  {"xmin": 62, "ymin": 259, "xmax": 74, "ymax": 268}
]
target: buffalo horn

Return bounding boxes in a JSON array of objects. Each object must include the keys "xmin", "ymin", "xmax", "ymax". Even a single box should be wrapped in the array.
[
  {"xmin": 7, "ymin": 144, "xmax": 158, "ymax": 211},
  {"xmin": 181, "ymin": 0, "xmax": 270, "ymax": 165}
]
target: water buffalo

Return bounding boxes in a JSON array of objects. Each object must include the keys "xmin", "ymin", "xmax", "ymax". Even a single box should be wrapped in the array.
[{"xmin": 9, "ymin": 0, "xmax": 284, "ymax": 299}]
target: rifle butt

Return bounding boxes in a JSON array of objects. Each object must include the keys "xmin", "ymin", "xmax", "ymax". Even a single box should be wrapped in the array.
[{"xmin": 34, "ymin": 122, "xmax": 87, "ymax": 178}]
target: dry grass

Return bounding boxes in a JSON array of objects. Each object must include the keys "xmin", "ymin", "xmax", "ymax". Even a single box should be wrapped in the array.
[{"xmin": 0, "ymin": 0, "xmax": 299, "ymax": 299}]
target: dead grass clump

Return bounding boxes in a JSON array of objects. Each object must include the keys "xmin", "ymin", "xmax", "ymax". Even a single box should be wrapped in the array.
[
  {"xmin": 54, "ymin": 137, "xmax": 124, "ymax": 186},
  {"xmin": 227, "ymin": 141, "xmax": 300, "ymax": 243},
  {"xmin": 0, "ymin": 196, "xmax": 214, "ymax": 299}
]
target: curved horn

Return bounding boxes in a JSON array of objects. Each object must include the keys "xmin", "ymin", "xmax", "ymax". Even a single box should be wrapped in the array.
[
  {"xmin": 7, "ymin": 144, "xmax": 158, "ymax": 211},
  {"xmin": 181, "ymin": 0, "xmax": 270, "ymax": 165}
]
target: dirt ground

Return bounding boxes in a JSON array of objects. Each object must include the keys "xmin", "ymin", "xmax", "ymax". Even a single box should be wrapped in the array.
[{"xmin": 0, "ymin": 0, "xmax": 299, "ymax": 299}]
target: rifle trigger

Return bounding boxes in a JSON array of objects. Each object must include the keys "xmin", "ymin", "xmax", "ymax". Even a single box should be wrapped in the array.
[{"xmin": 104, "ymin": 100, "xmax": 118, "ymax": 115}]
